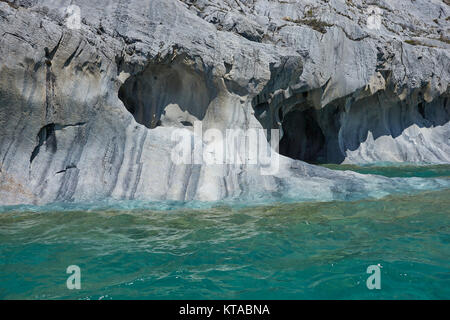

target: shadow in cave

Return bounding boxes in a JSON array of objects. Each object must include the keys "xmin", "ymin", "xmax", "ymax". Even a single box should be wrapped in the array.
[
  {"xmin": 118, "ymin": 57, "xmax": 217, "ymax": 129},
  {"xmin": 279, "ymin": 108, "xmax": 326, "ymax": 163},
  {"xmin": 255, "ymin": 89, "xmax": 450, "ymax": 164}
]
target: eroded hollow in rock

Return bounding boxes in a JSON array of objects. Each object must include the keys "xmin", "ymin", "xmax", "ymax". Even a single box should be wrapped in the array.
[
  {"xmin": 279, "ymin": 108, "xmax": 326, "ymax": 164},
  {"xmin": 118, "ymin": 58, "xmax": 217, "ymax": 129},
  {"xmin": 254, "ymin": 89, "xmax": 450, "ymax": 164}
]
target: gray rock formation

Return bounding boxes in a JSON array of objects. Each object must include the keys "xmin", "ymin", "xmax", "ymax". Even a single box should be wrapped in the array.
[{"xmin": 0, "ymin": 0, "xmax": 449, "ymax": 205}]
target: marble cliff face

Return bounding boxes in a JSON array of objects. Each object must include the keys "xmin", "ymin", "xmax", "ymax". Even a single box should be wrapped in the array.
[{"xmin": 0, "ymin": 0, "xmax": 449, "ymax": 205}]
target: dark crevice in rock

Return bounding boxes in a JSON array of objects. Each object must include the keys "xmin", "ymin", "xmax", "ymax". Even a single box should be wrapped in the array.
[
  {"xmin": 30, "ymin": 122, "xmax": 86, "ymax": 165},
  {"xmin": 30, "ymin": 123, "xmax": 56, "ymax": 165},
  {"xmin": 55, "ymin": 164, "xmax": 77, "ymax": 175},
  {"xmin": 44, "ymin": 34, "xmax": 63, "ymax": 121},
  {"xmin": 44, "ymin": 33, "xmax": 63, "ymax": 61},
  {"xmin": 180, "ymin": 121, "xmax": 193, "ymax": 127},
  {"xmin": 418, "ymin": 102, "xmax": 425, "ymax": 118},
  {"xmin": 63, "ymin": 40, "xmax": 84, "ymax": 68},
  {"xmin": 224, "ymin": 62, "xmax": 233, "ymax": 74}
]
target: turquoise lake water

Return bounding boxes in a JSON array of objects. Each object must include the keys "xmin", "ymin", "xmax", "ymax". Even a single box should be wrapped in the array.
[{"xmin": 0, "ymin": 165, "xmax": 449, "ymax": 299}]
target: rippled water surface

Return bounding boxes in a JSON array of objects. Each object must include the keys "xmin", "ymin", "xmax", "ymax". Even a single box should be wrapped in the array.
[{"xmin": 0, "ymin": 165, "xmax": 449, "ymax": 299}]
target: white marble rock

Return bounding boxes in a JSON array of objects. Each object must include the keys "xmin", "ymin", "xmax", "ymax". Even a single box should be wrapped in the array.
[{"xmin": 0, "ymin": 0, "xmax": 449, "ymax": 205}]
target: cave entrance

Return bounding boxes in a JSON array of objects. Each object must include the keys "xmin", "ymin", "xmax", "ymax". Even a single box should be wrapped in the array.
[
  {"xmin": 279, "ymin": 108, "xmax": 327, "ymax": 164},
  {"xmin": 118, "ymin": 58, "xmax": 216, "ymax": 129}
]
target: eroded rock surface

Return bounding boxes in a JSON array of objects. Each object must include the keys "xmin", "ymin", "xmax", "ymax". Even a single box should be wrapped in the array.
[{"xmin": 0, "ymin": 0, "xmax": 449, "ymax": 205}]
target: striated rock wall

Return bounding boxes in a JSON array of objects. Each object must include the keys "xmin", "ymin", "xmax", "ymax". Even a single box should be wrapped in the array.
[{"xmin": 0, "ymin": 0, "xmax": 449, "ymax": 205}]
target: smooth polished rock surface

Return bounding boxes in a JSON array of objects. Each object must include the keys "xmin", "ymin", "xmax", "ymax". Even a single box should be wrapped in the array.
[{"xmin": 0, "ymin": 0, "xmax": 449, "ymax": 205}]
